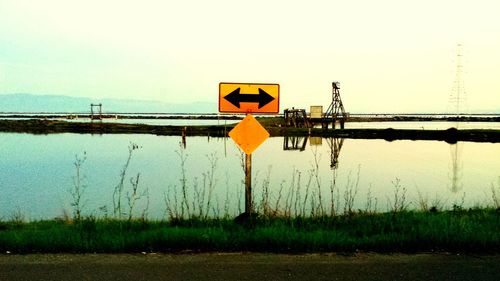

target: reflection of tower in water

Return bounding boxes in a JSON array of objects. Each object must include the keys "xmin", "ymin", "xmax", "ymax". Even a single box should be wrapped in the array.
[
  {"xmin": 449, "ymin": 143, "xmax": 463, "ymax": 193},
  {"xmin": 282, "ymin": 136, "xmax": 344, "ymax": 170},
  {"xmin": 328, "ymin": 138, "xmax": 344, "ymax": 170},
  {"xmin": 328, "ymin": 138, "xmax": 344, "ymax": 216}
]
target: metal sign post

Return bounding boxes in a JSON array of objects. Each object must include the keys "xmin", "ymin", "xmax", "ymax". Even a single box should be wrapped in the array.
[
  {"xmin": 244, "ymin": 152, "xmax": 252, "ymax": 214},
  {"xmin": 228, "ymin": 114, "xmax": 269, "ymax": 215}
]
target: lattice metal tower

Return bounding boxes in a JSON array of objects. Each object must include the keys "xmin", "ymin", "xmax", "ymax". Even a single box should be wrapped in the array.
[
  {"xmin": 323, "ymin": 82, "xmax": 347, "ymax": 129},
  {"xmin": 448, "ymin": 44, "xmax": 467, "ymax": 116}
]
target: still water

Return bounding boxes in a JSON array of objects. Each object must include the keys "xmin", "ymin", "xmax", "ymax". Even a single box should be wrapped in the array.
[
  {"xmin": 0, "ymin": 117, "xmax": 239, "ymax": 126},
  {"xmin": 345, "ymin": 121, "xmax": 500, "ymax": 130},
  {"xmin": 0, "ymin": 131, "xmax": 499, "ymax": 220}
]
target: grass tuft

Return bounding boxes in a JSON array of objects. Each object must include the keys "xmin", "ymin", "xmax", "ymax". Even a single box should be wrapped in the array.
[{"xmin": 1, "ymin": 208, "xmax": 500, "ymax": 254}]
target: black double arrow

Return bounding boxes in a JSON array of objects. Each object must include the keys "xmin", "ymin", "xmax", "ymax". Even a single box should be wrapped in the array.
[{"xmin": 224, "ymin": 88, "xmax": 275, "ymax": 109}]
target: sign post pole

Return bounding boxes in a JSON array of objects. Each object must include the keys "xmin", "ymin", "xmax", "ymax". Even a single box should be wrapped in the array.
[
  {"xmin": 228, "ymin": 113, "xmax": 268, "ymax": 217},
  {"xmin": 245, "ymin": 152, "xmax": 252, "ymax": 214}
]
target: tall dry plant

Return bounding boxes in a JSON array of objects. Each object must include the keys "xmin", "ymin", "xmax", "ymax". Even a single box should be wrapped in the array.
[
  {"xmin": 491, "ymin": 177, "xmax": 500, "ymax": 209},
  {"xmin": 69, "ymin": 152, "xmax": 87, "ymax": 220},
  {"xmin": 343, "ymin": 167, "xmax": 360, "ymax": 215},
  {"xmin": 113, "ymin": 142, "xmax": 140, "ymax": 218}
]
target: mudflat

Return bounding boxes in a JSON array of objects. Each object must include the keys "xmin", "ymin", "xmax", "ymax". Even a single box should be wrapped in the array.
[
  {"xmin": 1, "ymin": 119, "xmax": 500, "ymax": 142},
  {"xmin": 1, "ymin": 253, "xmax": 500, "ymax": 281}
]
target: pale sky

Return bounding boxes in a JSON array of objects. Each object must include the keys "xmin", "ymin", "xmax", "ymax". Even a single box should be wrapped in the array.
[{"xmin": 1, "ymin": 0, "xmax": 499, "ymax": 113}]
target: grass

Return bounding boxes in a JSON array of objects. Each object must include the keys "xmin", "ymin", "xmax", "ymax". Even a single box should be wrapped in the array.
[
  {"xmin": 2, "ymin": 139, "xmax": 499, "ymax": 254},
  {"xmin": 1, "ymin": 208, "xmax": 500, "ymax": 254}
]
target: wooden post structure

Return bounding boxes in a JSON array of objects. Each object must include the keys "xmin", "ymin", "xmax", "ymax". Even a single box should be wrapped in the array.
[
  {"xmin": 245, "ymin": 153, "xmax": 252, "ymax": 214},
  {"xmin": 90, "ymin": 103, "xmax": 102, "ymax": 120}
]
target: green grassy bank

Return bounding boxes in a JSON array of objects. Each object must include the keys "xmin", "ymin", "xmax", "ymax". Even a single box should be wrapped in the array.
[{"xmin": 1, "ymin": 209, "xmax": 500, "ymax": 254}]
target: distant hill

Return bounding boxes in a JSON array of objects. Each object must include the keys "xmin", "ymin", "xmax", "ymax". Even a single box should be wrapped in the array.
[{"xmin": 0, "ymin": 94, "xmax": 217, "ymax": 113}]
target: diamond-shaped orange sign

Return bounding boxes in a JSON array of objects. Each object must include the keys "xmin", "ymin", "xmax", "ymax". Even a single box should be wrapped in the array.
[{"xmin": 229, "ymin": 114, "xmax": 269, "ymax": 155}]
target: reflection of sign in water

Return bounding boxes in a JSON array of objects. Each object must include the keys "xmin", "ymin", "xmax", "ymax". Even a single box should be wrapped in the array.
[
  {"xmin": 219, "ymin": 83, "xmax": 279, "ymax": 114},
  {"xmin": 229, "ymin": 114, "xmax": 269, "ymax": 155},
  {"xmin": 283, "ymin": 136, "xmax": 308, "ymax": 151}
]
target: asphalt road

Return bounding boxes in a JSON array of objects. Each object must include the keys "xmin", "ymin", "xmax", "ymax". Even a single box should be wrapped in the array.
[{"xmin": 1, "ymin": 253, "xmax": 500, "ymax": 281}]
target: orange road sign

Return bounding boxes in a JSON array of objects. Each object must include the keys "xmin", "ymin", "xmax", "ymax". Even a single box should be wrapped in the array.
[
  {"xmin": 229, "ymin": 114, "xmax": 270, "ymax": 155},
  {"xmin": 219, "ymin": 82, "xmax": 279, "ymax": 114}
]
